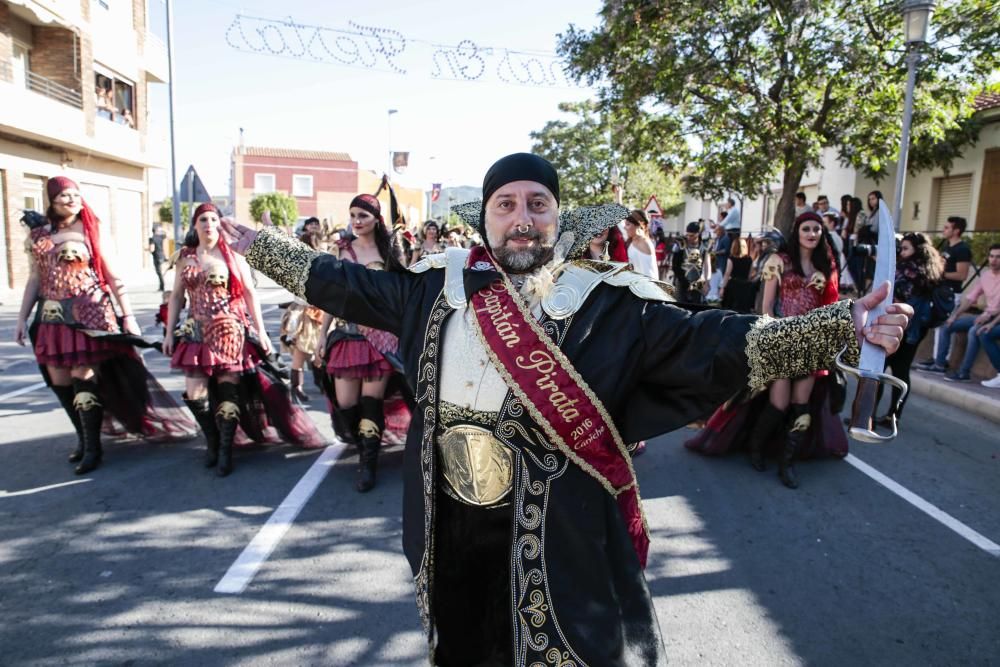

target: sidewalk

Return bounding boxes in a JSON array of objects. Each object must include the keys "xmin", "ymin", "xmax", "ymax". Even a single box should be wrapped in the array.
[{"xmin": 909, "ymin": 367, "xmax": 1000, "ymax": 425}]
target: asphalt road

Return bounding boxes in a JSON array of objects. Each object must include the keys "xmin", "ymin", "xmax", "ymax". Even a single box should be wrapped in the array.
[{"xmin": 1, "ymin": 285, "xmax": 998, "ymax": 666}]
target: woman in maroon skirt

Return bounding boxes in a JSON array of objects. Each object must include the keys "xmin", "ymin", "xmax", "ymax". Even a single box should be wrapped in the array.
[
  {"xmin": 686, "ymin": 213, "xmax": 847, "ymax": 489},
  {"xmin": 14, "ymin": 176, "xmax": 196, "ymax": 474},
  {"xmin": 316, "ymin": 194, "xmax": 407, "ymax": 492},
  {"xmin": 164, "ymin": 204, "xmax": 321, "ymax": 476}
]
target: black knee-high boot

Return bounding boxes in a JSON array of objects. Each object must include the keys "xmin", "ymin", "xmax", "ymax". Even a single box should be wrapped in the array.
[
  {"xmin": 52, "ymin": 384, "xmax": 84, "ymax": 462},
  {"xmin": 356, "ymin": 397, "xmax": 385, "ymax": 493},
  {"xmin": 744, "ymin": 402, "xmax": 786, "ymax": 472},
  {"xmin": 214, "ymin": 382, "xmax": 240, "ymax": 477},
  {"xmin": 332, "ymin": 403, "xmax": 361, "ymax": 446},
  {"xmin": 184, "ymin": 395, "xmax": 219, "ymax": 467},
  {"xmin": 779, "ymin": 404, "xmax": 810, "ymax": 489},
  {"xmin": 72, "ymin": 378, "xmax": 103, "ymax": 475}
]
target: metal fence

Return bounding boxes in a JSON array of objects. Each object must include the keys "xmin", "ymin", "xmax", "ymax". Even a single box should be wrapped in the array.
[{"xmin": 24, "ymin": 69, "xmax": 83, "ymax": 109}]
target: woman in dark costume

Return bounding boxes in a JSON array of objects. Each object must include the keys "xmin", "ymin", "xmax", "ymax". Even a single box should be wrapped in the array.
[
  {"xmin": 686, "ymin": 212, "xmax": 848, "ymax": 488},
  {"xmin": 719, "ymin": 235, "xmax": 756, "ymax": 313},
  {"xmin": 315, "ymin": 194, "xmax": 411, "ymax": 492},
  {"xmin": 14, "ymin": 176, "xmax": 196, "ymax": 473},
  {"xmin": 164, "ymin": 204, "xmax": 321, "ymax": 476},
  {"xmin": 876, "ymin": 232, "xmax": 943, "ymax": 429}
]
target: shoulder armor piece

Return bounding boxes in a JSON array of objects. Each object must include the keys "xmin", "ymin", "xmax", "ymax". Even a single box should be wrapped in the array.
[
  {"xmin": 541, "ymin": 259, "xmax": 627, "ymax": 320},
  {"xmin": 603, "ymin": 268, "xmax": 675, "ymax": 303},
  {"xmin": 761, "ymin": 253, "xmax": 784, "ymax": 282},
  {"xmin": 407, "ymin": 252, "xmax": 447, "ymax": 274},
  {"xmin": 444, "ymin": 247, "xmax": 471, "ymax": 309}
]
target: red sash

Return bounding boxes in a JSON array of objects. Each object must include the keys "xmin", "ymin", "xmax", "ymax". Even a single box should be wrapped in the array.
[{"xmin": 465, "ymin": 246, "xmax": 650, "ymax": 567}]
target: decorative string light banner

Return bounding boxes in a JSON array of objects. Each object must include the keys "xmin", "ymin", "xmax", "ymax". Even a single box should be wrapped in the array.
[{"xmin": 225, "ymin": 14, "xmax": 576, "ymax": 88}]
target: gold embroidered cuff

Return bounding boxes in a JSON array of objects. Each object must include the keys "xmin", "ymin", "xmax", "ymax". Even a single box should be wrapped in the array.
[
  {"xmin": 245, "ymin": 226, "xmax": 320, "ymax": 300},
  {"xmin": 745, "ymin": 300, "xmax": 860, "ymax": 390}
]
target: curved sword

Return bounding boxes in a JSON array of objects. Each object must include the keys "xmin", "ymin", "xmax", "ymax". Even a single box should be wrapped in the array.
[{"xmin": 835, "ymin": 200, "xmax": 907, "ymax": 443}]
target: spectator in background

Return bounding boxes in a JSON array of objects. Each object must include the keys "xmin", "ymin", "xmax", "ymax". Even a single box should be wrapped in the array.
[
  {"xmin": 794, "ymin": 192, "xmax": 812, "ymax": 218},
  {"xmin": 623, "ymin": 209, "xmax": 658, "ymax": 281},
  {"xmin": 721, "ymin": 197, "xmax": 741, "ymax": 231},
  {"xmin": 122, "ymin": 108, "xmax": 135, "ymax": 129},
  {"xmin": 877, "ymin": 233, "xmax": 944, "ymax": 428},
  {"xmin": 939, "ymin": 216, "xmax": 972, "ymax": 293},
  {"xmin": 917, "ymin": 215, "xmax": 972, "ymax": 369},
  {"xmin": 673, "ymin": 222, "xmax": 710, "ymax": 305},
  {"xmin": 706, "ymin": 221, "xmax": 732, "ymax": 304},
  {"xmin": 719, "ymin": 236, "xmax": 755, "ymax": 313},
  {"xmin": 816, "ymin": 195, "xmax": 839, "ymax": 218},
  {"xmin": 653, "ymin": 228, "xmax": 670, "ymax": 282},
  {"xmin": 839, "ymin": 195, "xmax": 852, "ymax": 222},
  {"xmin": 922, "ymin": 244, "xmax": 1000, "ymax": 382},
  {"xmin": 822, "ymin": 212, "xmax": 847, "ymax": 280},
  {"xmin": 148, "ymin": 223, "xmax": 167, "ymax": 291}
]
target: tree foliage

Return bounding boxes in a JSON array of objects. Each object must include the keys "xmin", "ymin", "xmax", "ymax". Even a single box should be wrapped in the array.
[
  {"xmin": 530, "ymin": 101, "xmax": 684, "ymax": 212},
  {"xmin": 249, "ymin": 193, "xmax": 298, "ymax": 229},
  {"xmin": 157, "ymin": 198, "xmax": 192, "ymax": 224},
  {"xmin": 559, "ymin": 0, "xmax": 999, "ymax": 234}
]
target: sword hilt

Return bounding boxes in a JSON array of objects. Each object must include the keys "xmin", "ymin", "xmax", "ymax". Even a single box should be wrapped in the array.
[{"xmin": 834, "ymin": 348, "xmax": 908, "ymax": 444}]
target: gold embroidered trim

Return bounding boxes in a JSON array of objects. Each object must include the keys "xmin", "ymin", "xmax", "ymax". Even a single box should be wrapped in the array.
[
  {"xmin": 745, "ymin": 300, "xmax": 860, "ymax": 390},
  {"xmin": 245, "ymin": 226, "xmax": 321, "ymax": 300},
  {"xmin": 438, "ymin": 400, "xmax": 500, "ymax": 428},
  {"xmin": 467, "ymin": 270, "xmax": 651, "ymax": 545}
]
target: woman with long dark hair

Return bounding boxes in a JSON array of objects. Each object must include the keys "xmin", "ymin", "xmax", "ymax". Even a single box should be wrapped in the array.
[
  {"xmin": 315, "ymin": 194, "xmax": 410, "ymax": 492},
  {"xmin": 14, "ymin": 176, "xmax": 195, "ymax": 473},
  {"xmin": 687, "ymin": 212, "xmax": 846, "ymax": 488},
  {"xmin": 876, "ymin": 233, "xmax": 943, "ymax": 428},
  {"xmin": 164, "ymin": 204, "xmax": 321, "ymax": 476}
]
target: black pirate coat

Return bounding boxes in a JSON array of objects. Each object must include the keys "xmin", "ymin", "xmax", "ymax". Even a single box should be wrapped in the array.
[{"xmin": 246, "ymin": 227, "xmax": 859, "ymax": 666}]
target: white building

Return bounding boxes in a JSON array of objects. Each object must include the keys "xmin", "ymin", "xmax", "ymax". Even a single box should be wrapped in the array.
[
  {"xmin": 664, "ymin": 94, "xmax": 1000, "ymax": 236},
  {"xmin": 0, "ymin": 0, "xmax": 168, "ymax": 299}
]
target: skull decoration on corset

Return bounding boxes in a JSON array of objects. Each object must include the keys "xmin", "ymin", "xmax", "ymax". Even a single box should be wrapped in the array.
[
  {"xmin": 204, "ymin": 261, "xmax": 230, "ymax": 289},
  {"xmin": 57, "ymin": 241, "xmax": 89, "ymax": 264},
  {"xmin": 41, "ymin": 299, "xmax": 65, "ymax": 322},
  {"xmin": 807, "ymin": 271, "xmax": 827, "ymax": 292}
]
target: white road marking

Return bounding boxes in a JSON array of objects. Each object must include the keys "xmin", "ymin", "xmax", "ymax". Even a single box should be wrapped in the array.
[
  {"xmin": 214, "ymin": 440, "xmax": 347, "ymax": 594},
  {"xmin": 0, "ymin": 479, "xmax": 92, "ymax": 498},
  {"xmin": 846, "ymin": 453, "xmax": 1000, "ymax": 558},
  {"xmin": 0, "ymin": 303, "xmax": 283, "ymax": 403}
]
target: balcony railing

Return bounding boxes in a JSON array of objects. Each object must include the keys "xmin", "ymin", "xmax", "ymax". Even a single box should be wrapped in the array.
[{"xmin": 25, "ymin": 69, "xmax": 83, "ymax": 109}]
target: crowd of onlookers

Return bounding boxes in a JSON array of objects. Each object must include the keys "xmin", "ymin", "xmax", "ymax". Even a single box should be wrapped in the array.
[{"xmin": 94, "ymin": 86, "xmax": 135, "ymax": 128}]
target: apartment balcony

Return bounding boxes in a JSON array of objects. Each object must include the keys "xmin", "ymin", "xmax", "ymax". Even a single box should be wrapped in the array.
[
  {"xmin": 143, "ymin": 32, "xmax": 169, "ymax": 83},
  {"xmin": 0, "ymin": 59, "xmax": 162, "ymax": 169}
]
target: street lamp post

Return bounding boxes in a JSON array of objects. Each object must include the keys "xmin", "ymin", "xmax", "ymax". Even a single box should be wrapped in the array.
[
  {"xmin": 387, "ymin": 109, "xmax": 398, "ymax": 177},
  {"xmin": 891, "ymin": 0, "xmax": 935, "ymax": 232}
]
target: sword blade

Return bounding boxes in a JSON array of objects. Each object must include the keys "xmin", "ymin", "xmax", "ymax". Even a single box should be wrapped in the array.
[{"xmin": 857, "ymin": 202, "xmax": 897, "ymax": 374}]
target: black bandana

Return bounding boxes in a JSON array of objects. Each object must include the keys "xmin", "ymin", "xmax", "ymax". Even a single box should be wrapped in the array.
[{"xmin": 478, "ymin": 153, "xmax": 560, "ymax": 232}]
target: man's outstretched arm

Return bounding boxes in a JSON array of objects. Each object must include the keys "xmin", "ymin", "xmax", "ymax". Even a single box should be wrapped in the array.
[{"xmin": 223, "ymin": 222, "xmax": 414, "ymax": 336}]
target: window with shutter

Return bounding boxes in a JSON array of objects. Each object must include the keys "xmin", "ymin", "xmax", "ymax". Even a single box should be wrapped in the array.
[{"xmin": 933, "ymin": 174, "xmax": 973, "ymax": 230}]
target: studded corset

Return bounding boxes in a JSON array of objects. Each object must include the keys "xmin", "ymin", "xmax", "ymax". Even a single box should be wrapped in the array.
[
  {"xmin": 179, "ymin": 247, "xmax": 249, "ymax": 326},
  {"xmin": 31, "ymin": 226, "xmax": 118, "ymax": 332}
]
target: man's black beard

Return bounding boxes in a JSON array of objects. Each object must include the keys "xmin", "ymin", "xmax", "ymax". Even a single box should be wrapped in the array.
[{"xmin": 492, "ymin": 229, "xmax": 555, "ymax": 273}]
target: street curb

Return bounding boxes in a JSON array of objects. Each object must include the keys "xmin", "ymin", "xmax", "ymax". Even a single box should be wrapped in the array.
[{"xmin": 910, "ymin": 372, "xmax": 1000, "ymax": 425}]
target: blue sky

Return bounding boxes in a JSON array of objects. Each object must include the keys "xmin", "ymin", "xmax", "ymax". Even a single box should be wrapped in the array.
[{"xmin": 149, "ymin": 0, "xmax": 603, "ymax": 201}]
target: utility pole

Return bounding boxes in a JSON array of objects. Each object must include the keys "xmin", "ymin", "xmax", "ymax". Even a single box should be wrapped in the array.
[{"xmin": 165, "ymin": 0, "xmax": 181, "ymax": 243}]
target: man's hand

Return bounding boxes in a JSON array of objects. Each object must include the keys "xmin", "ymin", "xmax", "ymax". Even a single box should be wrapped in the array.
[
  {"xmin": 220, "ymin": 219, "xmax": 259, "ymax": 257},
  {"xmin": 851, "ymin": 281, "xmax": 911, "ymax": 355}
]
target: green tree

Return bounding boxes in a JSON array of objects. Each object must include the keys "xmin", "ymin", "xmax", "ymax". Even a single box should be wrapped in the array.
[
  {"xmin": 530, "ymin": 101, "xmax": 683, "ymax": 211},
  {"xmin": 249, "ymin": 192, "xmax": 298, "ymax": 229},
  {"xmin": 158, "ymin": 197, "xmax": 192, "ymax": 225},
  {"xmin": 559, "ymin": 0, "xmax": 998, "ymax": 234}
]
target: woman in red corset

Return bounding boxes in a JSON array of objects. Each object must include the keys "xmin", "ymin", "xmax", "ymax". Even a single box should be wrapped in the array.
[
  {"xmin": 14, "ymin": 176, "xmax": 196, "ymax": 474},
  {"xmin": 686, "ymin": 212, "xmax": 847, "ymax": 488},
  {"xmin": 163, "ymin": 204, "xmax": 321, "ymax": 476},
  {"xmin": 315, "ymin": 193, "xmax": 409, "ymax": 492}
]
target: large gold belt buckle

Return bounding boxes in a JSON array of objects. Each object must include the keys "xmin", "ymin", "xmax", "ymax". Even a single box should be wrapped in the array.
[{"xmin": 439, "ymin": 424, "xmax": 514, "ymax": 507}]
